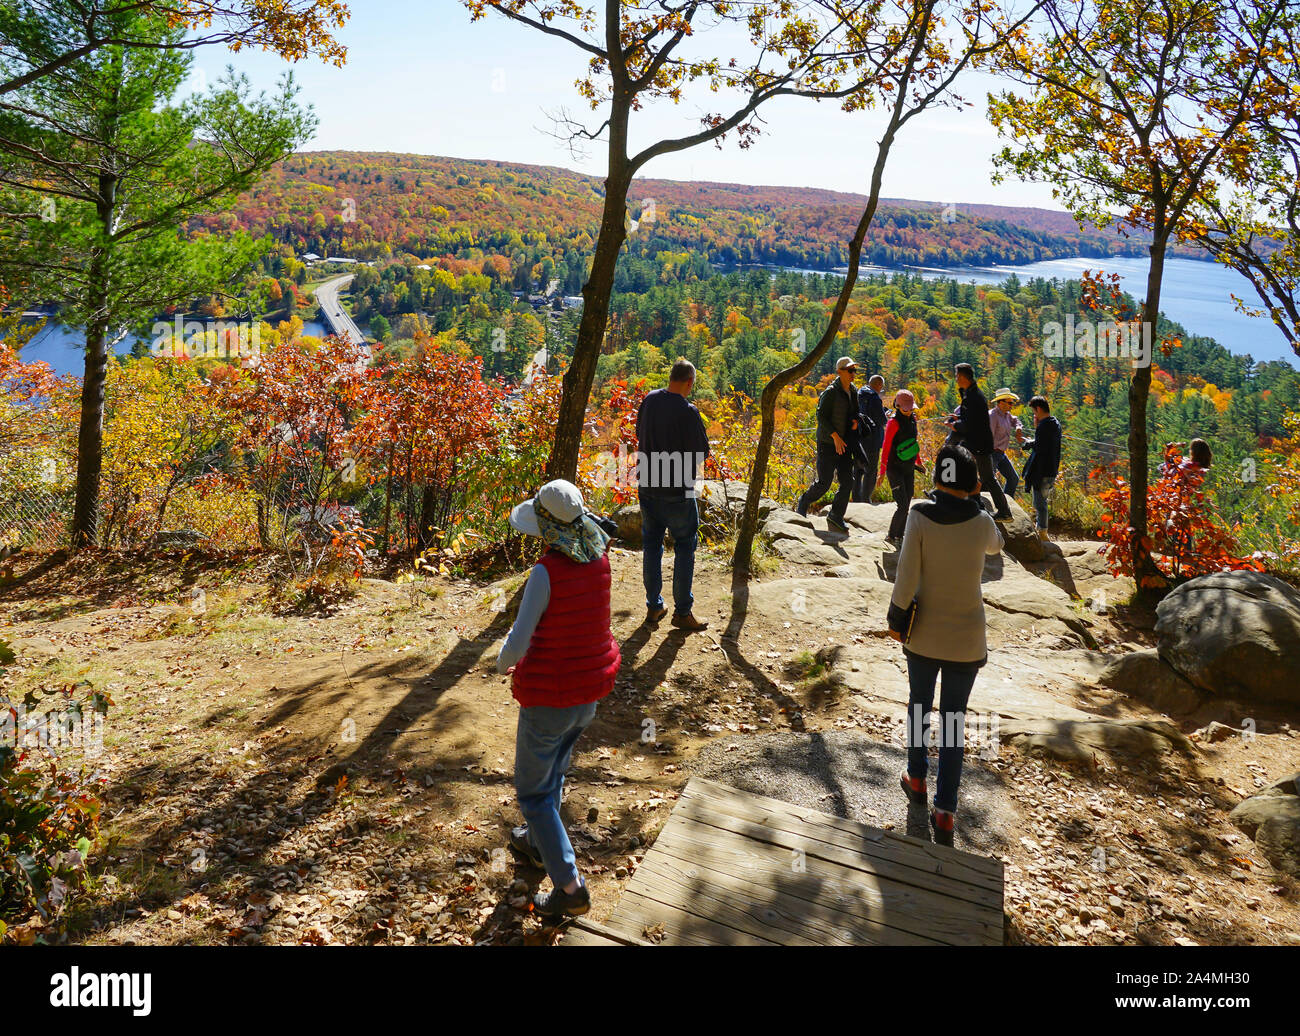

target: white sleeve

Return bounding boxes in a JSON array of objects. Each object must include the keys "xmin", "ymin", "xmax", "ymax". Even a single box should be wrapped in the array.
[{"xmin": 496, "ymin": 564, "xmax": 550, "ymax": 673}]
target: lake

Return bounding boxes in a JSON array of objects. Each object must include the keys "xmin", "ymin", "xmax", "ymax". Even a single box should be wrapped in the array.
[
  {"xmin": 14, "ymin": 319, "xmax": 332, "ymax": 379},
  {"xmin": 12, "ymin": 258, "xmax": 1296, "ymax": 376},
  {"xmin": 896, "ymin": 255, "xmax": 1296, "ymax": 369}
]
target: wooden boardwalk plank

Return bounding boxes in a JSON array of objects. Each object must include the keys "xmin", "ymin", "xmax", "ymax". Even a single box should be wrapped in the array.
[
  {"xmin": 560, "ymin": 916, "xmax": 654, "ymax": 946},
  {"xmin": 683, "ymin": 777, "xmax": 1004, "ymax": 887},
  {"xmin": 594, "ymin": 777, "xmax": 1005, "ymax": 947},
  {"xmin": 674, "ymin": 790, "xmax": 1003, "ymax": 913},
  {"xmin": 651, "ymin": 815, "xmax": 999, "ymax": 945},
  {"xmin": 631, "ymin": 840, "xmax": 946, "ymax": 945},
  {"xmin": 605, "ymin": 889, "xmax": 781, "ymax": 947}
]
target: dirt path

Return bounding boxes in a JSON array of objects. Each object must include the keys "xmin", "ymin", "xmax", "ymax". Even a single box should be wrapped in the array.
[{"xmin": 1, "ymin": 525, "xmax": 1297, "ymax": 946}]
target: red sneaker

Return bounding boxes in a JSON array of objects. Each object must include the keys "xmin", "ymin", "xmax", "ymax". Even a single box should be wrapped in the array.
[
  {"xmin": 930, "ymin": 808, "xmax": 955, "ymax": 847},
  {"xmin": 899, "ymin": 771, "xmax": 927, "ymax": 806}
]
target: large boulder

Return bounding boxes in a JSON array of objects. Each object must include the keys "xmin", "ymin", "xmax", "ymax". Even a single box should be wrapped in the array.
[
  {"xmin": 1230, "ymin": 773, "xmax": 1300, "ymax": 876},
  {"xmin": 152, "ymin": 529, "xmax": 205, "ymax": 548},
  {"xmin": 609, "ymin": 480, "xmax": 779, "ymax": 548},
  {"xmin": 695, "ymin": 479, "xmax": 779, "ymax": 530},
  {"xmin": 1000, "ymin": 717, "xmax": 1194, "ymax": 765},
  {"xmin": 1154, "ymin": 571, "xmax": 1300, "ymax": 706}
]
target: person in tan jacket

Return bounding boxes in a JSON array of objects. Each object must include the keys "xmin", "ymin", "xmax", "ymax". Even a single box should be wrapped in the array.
[{"xmin": 888, "ymin": 443, "xmax": 1004, "ymax": 846}]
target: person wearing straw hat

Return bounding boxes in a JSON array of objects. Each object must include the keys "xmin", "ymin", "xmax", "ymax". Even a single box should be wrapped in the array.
[
  {"xmin": 497, "ymin": 479, "xmax": 621, "ymax": 919},
  {"xmin": 988, "ymin": 387, "xmax": 1026, "ymax": 499},
  {"xmin": 796, "ymin": 355, "xmax": 860, "ymax": 534}
]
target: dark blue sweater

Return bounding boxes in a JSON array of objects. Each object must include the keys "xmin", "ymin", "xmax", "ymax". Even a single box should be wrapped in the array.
[
  {"xmin": 635, "ymin": 388, "xmax": 710, "ymax": 498},
  {"xmin": 1022, "ymin": 416, "xmax": 1062, "ymax": 484}
]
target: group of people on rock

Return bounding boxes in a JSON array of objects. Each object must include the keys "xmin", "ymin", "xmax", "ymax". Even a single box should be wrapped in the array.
[
  {"xmin": 796, "ymin": 357, "xmax": 1063, "ymax": 545},
  {"xmin": 489, "ymin": 355, "xmax": 1075, "ymax": 920}
]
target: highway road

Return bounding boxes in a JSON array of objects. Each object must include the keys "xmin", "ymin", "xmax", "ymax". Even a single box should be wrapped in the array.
[{"xmin": 312, "ymin": 274, "xmax": 369, "ymax": 363}]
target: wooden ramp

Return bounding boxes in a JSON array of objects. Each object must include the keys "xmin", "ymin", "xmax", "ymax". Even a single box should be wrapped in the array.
[{"xmin": 564, "ymin": 776, "xmax": 1003, "ymax": 946}]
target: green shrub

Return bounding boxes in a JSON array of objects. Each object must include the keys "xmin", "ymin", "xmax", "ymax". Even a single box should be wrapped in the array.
[{"xmin": 0, "ymin": 677, "xmax": 108, "ymax": 942}]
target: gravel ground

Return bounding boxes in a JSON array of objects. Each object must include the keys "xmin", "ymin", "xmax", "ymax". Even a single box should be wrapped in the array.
[{"xmin": 694, "ymin": 730, "xmax": 1021, "ymax": 857}]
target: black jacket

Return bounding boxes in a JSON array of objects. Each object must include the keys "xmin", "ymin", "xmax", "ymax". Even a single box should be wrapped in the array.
[
  {"xmin": 815, "ymin": 380, "xmax": 857, "ymax": 446},
  {"xmin": 857, "ymin": 385, "xmax": 886, "ymax": 450},
  {"xmin": 949, "ymin": 382, "xmax": 994, "ymax": 456},
  {"xmin": 635, "ymin": 388, "xmax": 710, "ymax": 498},
  {"xmin": 1022, "ymin": 416, "xmax": 1062, "ymax": 485}
]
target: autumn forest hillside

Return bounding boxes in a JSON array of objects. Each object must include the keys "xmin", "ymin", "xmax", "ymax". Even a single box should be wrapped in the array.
[{"xmin": 210, "ymin": 151, "xmax": 1201, "ymax": 273}]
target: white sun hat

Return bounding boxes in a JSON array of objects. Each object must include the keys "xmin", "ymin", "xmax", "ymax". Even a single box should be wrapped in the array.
[{"xmin": 510, "ymin": 479, "xmax": 585, "ymax": 536}]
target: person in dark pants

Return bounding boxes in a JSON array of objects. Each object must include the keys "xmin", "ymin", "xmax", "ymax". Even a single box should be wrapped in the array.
[
  {"xmin": 1021, "ymin": 395, "xmax": 1062, "ymax": 542},
  {"xmin": 945, "ymin": 363, "xmax": 1012, "ymax": 521},
  {"xmin": 796, "ymin": 356, "xmax": 860, "ymax": 534},
  {"xmin": 889, "ymin": 445, "xmax": 1004, "ymax": 847},
  {"xmin": 636, "ymin": 358, "xmax": 710, "ymax": 631},
  {"xmin": 853, "ymin": 374, "xmax": 887, "ymax": 502},
  {"xmin": 876, "ymin": 388, "xmax": 926, "ymax": 544},
  {"xmin": 988, "ymin": 388, "xmax": 1025, "ymax": 498}
]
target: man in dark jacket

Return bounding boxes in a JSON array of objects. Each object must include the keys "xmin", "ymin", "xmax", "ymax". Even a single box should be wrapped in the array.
[
  {"xmin": 636, "ymin": 358, "xmax": 710, "ymax": 631},
  {"xmin": 796, "ymin": 356, "xmax": 859, "ymax": 534},
  {"xmin": 853, "ymin": 374, "xmax": 886, "ymax": 502},
  {"xmin": 945, "ymin": 363, "xmax": 1011, "ymax": 521},
  {"xmin": 1021, "ymin": 395, "xmax": 1062, "ymax": 541}
]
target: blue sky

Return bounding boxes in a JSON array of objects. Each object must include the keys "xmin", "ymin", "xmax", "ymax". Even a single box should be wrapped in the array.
[{"xmin": 199, "ymin": 0, "xmax": 1063, "ymax": 209}]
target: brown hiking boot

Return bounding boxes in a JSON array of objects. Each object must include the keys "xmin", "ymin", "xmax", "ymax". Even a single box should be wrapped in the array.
[
  {"xmin": 670, "ymin": 612, "xmax": 709, "ymax": 632},
  {"xmin": 646, "ymin": 606, "xmax": 668, "ymax": 625}
]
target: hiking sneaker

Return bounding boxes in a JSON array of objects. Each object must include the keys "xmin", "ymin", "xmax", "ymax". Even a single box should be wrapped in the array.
[
  {"xmin": 827, "ymin": 514, "xmax": 849, "ymax": 534},
  {"xmin": 646, "ymin": 605, "xmax": 668, "ymax": 625},
  {"xmin": 930, "ymin": 808, "xmax": 955, "ymax": 847},
  {"xmin": 508, "ymin": 825, "xmax": 545, "ymax": 869},
  {"xmin": 534, "ymin": 881, "xmax": 591, "ymax": 920},
  {"xmin": 993, "ymin": 510, "xmax": 1013, "ymax": 522},
  {"xmin": 899, "ymin": 771, "xmax": 927, "ymax": 807},
  {"xmin": 671, "ymin": 611, "xmax": 709, "ymax": 632}
]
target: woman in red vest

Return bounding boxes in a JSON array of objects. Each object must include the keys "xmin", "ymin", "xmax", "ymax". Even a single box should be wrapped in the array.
[{"xmin": 497, "ymin": 479, "xmax": 621, "ymax": 918}]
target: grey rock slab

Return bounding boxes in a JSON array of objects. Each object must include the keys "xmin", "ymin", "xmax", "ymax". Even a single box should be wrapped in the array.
[{"xmin": 693, "ymin": 731, "xmax": 1020, "ymax": 855}]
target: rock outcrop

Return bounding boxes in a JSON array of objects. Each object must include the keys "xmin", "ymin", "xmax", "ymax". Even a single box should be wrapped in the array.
[
  {"xmin": 1230, "ymin": 773, "xmax": 1300, "ymax": 876},
  {"xmin": 1099, "ymin": 649, "xmax": 1204, "ymax": 716},
  {"xmin": 1153, "ymin": 571, "xmax": 1300, "ymax": 706}
]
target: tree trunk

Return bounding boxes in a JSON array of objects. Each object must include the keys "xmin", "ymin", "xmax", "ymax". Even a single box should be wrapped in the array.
[
  {"xmin": 732, "ymin": 134, "xmax": 896, "ymax": 574},
  {"xmin": 1128, "ymin": 232, "xmax": 1167, "ymax": 587},
  {"xmin": 382, "ymin": 440, "xmax": 395, "ymax": 553},
  {"xmin": 417, "ymin": 484, "xmax": 439, "ymax": 551},
  {"xmin": 544, "ymin": 95, "xmax": 631, "ymax": 483},
  {"xmin": 70, "ymin": 276, "xmax": 110, "ymax": 548}
]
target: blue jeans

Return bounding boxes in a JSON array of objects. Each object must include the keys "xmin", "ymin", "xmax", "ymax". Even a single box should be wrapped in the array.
[
  {"xmin": 905, "ymin": 654, "xmax": 979, "ymax": 814},
  {"xmin": 640, "ymin": 494, "xmax": 699, "ymax": 616},
  {"xmin": 515, "ymin": 700, "xmax": 598, "ymax": 889},
  {"xmin": 993, "ymin": 450, "xmax": 1019, "ymax": 498},
  {"xmin": 1031, "ymin": 476, "xmax": 1054, "ymax": 530}
]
